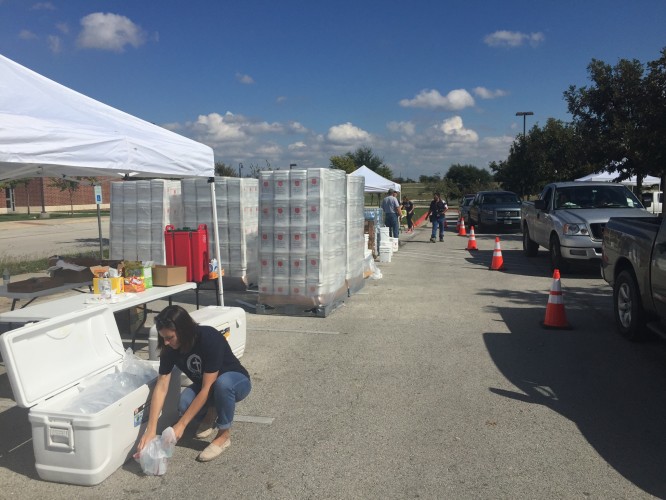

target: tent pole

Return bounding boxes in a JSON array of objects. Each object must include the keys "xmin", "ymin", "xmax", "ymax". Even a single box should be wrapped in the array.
[{"xmin": 209, "ymin": 178, "xmax": 224, "ymax": 306}]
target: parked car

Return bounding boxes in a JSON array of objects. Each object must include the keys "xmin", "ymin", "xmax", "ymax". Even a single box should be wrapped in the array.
[
  {"xmin": 522, "ymin": 182, "xmax": 649, "ymax": 271},
  {"xmin": 466, "ymin": 191, "xmax": 522, "ymax": 233},
  {"xmin": 601, "ymin": 214, "xmax": 665, "ymax": 340},
  {"xmin": 458, "ymin": 193, "xmax": 475, "ymax": 223}
]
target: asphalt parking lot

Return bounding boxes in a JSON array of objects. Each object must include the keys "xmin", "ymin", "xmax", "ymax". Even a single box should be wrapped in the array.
[{"xmin": 1, "ymin": 220, "xmax": 666, "ymax": 499}]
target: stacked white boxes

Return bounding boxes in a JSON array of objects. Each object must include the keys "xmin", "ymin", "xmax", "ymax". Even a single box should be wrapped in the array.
[
  {"xmin": 346, "ymin": 175, "xmax": 366, "ymax": 295},
  {"xmin": 181, "ymin": 177, "xmax": 259, "ymax": 288},
  {"xmin": 0, "ymin": 307, "xmax": 181, "ymax": 486},
  {"xmin": 109, "ymin": 180, "xmax": 182, "ymax": 264},
  {"xmin": 258, "ymin": 169, "xmax": 348, "ymax": 310}
]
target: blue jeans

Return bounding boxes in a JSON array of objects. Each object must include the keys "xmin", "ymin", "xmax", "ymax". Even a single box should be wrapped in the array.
[
  {"xmin": 431, "ymin": 216, "xmax": 445, "ymax": 239},
  {"xmin": 179, "ymin": 371, "xmax": 252, "ymax": 430},
  {"xmin": 384, "ymin": 213, "xmax": 400, "ymax": 238}
]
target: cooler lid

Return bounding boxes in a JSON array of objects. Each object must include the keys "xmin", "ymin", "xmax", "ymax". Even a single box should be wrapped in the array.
[{"xmin": 0, "ymin": 306, "xmax": 124, "ymax": 408}]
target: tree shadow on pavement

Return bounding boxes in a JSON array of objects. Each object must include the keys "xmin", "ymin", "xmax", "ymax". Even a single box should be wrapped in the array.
[{"xmin": 482, "ymin": 289, "xmax": 666, "ymax": 497}]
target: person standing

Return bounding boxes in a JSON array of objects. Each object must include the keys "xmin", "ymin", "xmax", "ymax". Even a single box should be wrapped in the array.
[
  {"xmin": 425, "ymin": 192, "xmax": 448, "ymax": 242},
  {"xmin": 402, "ymin": 197, "xmax": 415, "ymax": 233},
  {"xmin": 381, "ymin": 188, "xmax": 401, "ymax": 239}
]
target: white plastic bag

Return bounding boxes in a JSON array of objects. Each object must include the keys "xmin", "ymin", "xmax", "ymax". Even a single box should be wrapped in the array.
[{"xmin": 135, "ymin": 427, "xmax": 177, "ymax": 476}]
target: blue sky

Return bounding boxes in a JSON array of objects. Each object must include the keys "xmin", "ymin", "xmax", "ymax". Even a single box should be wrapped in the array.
[{"xmin": 1, "ymin": 1, "xmax": 665, "ymax": 179}]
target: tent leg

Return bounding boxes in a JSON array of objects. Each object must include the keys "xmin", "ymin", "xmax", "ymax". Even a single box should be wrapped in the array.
[{"xmin": 209, "ymin": 178, "xmax": 224, "ymax": 307}]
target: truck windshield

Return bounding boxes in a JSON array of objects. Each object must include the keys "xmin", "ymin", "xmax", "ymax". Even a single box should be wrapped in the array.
[
  {"xmin": 555, "ymin": 186, "xmax": 644, "ymax": 209},
  {"xmin": 483, "ymin": 193, "xmax": 519, "ymax": 204}
]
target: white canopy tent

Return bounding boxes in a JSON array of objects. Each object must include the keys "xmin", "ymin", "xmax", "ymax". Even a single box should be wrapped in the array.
[
  {"xmin": 574, "ymin": 172, "xmax": 661, "ymax": 186},
  {"xmin": 350, "ymin": 165, "xmax": 401, "ymax": 193},
  {"xmin": 0, "ymin": 54, "xmax": 224, "ymax": 305}
]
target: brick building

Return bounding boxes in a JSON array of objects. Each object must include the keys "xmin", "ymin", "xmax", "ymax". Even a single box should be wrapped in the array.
[{"xmin": 1, "ymin": 177, "xmax": 113, "ymax": 214}]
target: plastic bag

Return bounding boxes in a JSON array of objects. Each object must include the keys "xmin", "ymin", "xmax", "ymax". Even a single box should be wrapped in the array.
[{"xmin": 134, "ymin": 427, "xmax": 177, "ymax": 476}]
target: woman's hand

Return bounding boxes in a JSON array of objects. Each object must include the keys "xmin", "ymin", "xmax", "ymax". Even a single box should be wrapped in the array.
[
  {"xmin": 136, "ymin": 429, "xmax": 156, "ymax": 456},
  {"xmin": 172, "ymin": 421, "xmax": 186, "ymax": 441}
]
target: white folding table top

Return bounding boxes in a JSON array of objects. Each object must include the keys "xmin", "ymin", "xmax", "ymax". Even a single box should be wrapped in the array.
[{"xmin": 0, "ymin": 282, "xmax": 196, "ymax": 324}]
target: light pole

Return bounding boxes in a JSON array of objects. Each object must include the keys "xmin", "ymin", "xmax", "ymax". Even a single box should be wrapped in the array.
[
  {"xmin": 238, "ymin": 162, "xmax": 243, "ymax": 177},
  {"xmin": 515, "ymin": 111, "xmax": 533, "ymax": 137},
  {"xmin": 289, "ymin": 163, "xmax": 297, "ymax": 170}
]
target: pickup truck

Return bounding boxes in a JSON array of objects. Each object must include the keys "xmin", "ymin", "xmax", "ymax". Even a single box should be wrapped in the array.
[
  {"xmin": 601, "ymin": 215, "xmax": 664, "ymax": 340},
  {"xmin": 521, "ymin": 181, "xmax": 648, "ymax": 270}
]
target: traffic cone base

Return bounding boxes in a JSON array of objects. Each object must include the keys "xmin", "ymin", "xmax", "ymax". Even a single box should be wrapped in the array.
[
  {"xmin": 542, "ymin": 269, "xmax": 572, "ymax": 329},
  {"xmin": 489, "ymin": 236, "xmax": 504, "ymax": 270},
  {"xmin": 467, "ymin": 226, "xmax": 478, "ymax": 251}
]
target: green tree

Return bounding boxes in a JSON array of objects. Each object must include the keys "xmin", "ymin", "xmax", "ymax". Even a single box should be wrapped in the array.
[
  {"xmin": 564, "ymin": 56, "xmax": 656, "ymax": 190},
  {"xmin": 644, "ymin": 48, "xmax": 666, "ymax": 181},
  {"xmin": 329, "ymin": 154, "xmax": 356, "ymax": 173},
  {"xmin": 49, "ymin": 177, "xmax": 97, "ymax": 215},
  {"xmin": 214, "ymin": 161, "xmax": 238, "ymax": 177},
  {"xmin": 445, "ymin": 164, "xmax": 493, "ymax": 194},
  {"xmin": 329, "ymin": 146, "xmax": 393, "ymax": 178}
]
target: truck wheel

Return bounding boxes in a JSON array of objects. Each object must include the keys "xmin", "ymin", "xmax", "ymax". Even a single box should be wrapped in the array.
[
  {"xmin": 614, "ymin": 270, "xmax": 647, "ymax": 341},
  {"xmin": 523, "ymin": 225, "xmax": 539, "ymax": 257},
  {"xmin": 549, "ymin": 234, "xmax": 569, "ymax": 272}
]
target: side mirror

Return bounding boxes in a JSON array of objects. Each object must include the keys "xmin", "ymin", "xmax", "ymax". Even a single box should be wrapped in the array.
[{"xmin": 535, "ymin": 199, "xmax": 546, "ymax": 211}]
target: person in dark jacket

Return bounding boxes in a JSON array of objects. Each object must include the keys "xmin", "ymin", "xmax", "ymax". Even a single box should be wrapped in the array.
[{"xmin": 425, "ymin": 192, "xmax": 448, "ymax": 242}]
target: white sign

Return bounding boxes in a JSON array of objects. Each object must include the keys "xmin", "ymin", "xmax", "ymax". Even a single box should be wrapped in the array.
[{"xmin": 94, "ymin": 185, "xmax": 102, "ymax": 204}]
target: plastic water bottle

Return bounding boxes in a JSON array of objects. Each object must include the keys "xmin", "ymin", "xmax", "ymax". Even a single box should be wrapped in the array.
[{"xmin": 2, "ymin": 268, "xmax": 9, "ymax": 286}]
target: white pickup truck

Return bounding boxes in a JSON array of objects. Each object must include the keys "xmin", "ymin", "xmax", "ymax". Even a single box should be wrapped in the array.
[
  {"xmin": 521, "ymin": 181, "xmax": 649, "ymax": 271},
  {"xmin": 640, "ymin": 191, "xmax": 663, "ymax": 214}
]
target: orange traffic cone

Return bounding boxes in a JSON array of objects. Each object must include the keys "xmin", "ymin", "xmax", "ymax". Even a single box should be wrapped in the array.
[
  {"xmin": 458, "ymin": 218, "xmax": 467, "ymax": 236},
  {"xmin": 489, "ymin": 236, "xmax": 504, "ymax": 270},
  {"xmin": 466, "ymin": 226, "xmax": 478, "ymax": 250},
  {"xmin": 542, "ymin": 269, "xmax": 571, "ymax": 329}
]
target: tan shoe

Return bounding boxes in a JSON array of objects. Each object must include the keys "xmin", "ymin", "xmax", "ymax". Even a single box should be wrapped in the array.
[
  {"xmin": 195, "ymin": 422, "xmax": 214, "ymax": 439},
  {"xmin": 197, "ymin": 439, "xmax": 231, "ymax": 462}
]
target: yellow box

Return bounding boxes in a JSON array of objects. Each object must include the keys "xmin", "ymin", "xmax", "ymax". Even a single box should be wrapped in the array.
[{"xmin": 93, "ymin": 277, "xmax": 124, "ymax": 295}]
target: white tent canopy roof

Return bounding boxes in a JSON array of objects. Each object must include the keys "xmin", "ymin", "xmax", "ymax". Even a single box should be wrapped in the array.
[
  {"xmin": 0, "ymin": 54, "xmax": 214, "ymax": 181},
  {"xmin": 349, "ymin": 165, "xmax": 401, "ymax": 193},
  {"xmin": 574, "ymin": 172, "xmax": 661, "ymax": 186}
]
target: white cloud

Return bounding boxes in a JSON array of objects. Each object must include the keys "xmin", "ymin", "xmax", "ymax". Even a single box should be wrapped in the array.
[
  {"xmin": 387, "ymin": 121, "xmax": 416, "ymax": 136},
  {"xmin": 235, "ymin": 72, "xmax": 255, "ymax": 85},
  {"xmin": 276, "ymin": 96, "xmax": 287, "ymax": 104},
  {"xmin": 288, "ymin": 141, "xmax": 307, "ymax": 151},
  {"xmin": 473, "ymin": 86, "xmax": 508, "ymax": 99},
  {"xmin": 31, "ymin": 2, "xmax": 55, "ymax": 10},
  {"xmin": 435, "ymin": 116, "xmax": 479, "ymax": 143},
  {"xmin": 47, "ymin": 35, "xmax": 62, "ymax": 53},
  {"xmin": 484, "ymin": 30, "xmax": 545, "ymax": 48},
  {"xmin": 326, "ymin": 122, "xmax": 371, "ymax": 145},
  {"xmin": 77, "ymin": 13, "xmax": 146, "ymax": 52},
  {"xmin": 19, "ymin": 30, "xmax": 38, "ymax": 40},
  {"xmin": 56, "ymin": 22, "xmax": 69, "ymax": 35},
  {"xmin": 399, "ymin": 88, "xmax": 475, "ymax": 110}
]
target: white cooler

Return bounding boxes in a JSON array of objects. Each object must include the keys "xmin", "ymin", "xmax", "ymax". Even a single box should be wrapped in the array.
[
  {"xmin": 0, "ymin": 306, "xmax": 181, "ymax": 486},
  {"xmin": 148, "ymin": 306, "xmax": 247, "ymax": 361}
]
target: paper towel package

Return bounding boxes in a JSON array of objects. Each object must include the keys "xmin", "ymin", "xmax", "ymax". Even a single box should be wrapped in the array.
[{"xmin": 0, "ymin": 306, "xmax": 181, "ymax": 486}]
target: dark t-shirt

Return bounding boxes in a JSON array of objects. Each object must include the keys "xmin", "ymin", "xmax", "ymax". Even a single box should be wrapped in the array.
[
  {"xmin": 402, "ymin": 201, "xmax": 414, "ymax": 214},
  {"xmin": 159, "ymin": 325, "xmax": 249, "ymax": 382},
  {"xmin": 429, "ymin": 199, "xmax": 448, "ymax": 219}
]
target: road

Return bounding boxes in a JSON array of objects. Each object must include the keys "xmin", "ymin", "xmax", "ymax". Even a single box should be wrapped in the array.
[
  {"xmin": 0, "ymin": 216, "xmax": 109, "ymax": 260},
  {"xmin": 1, "ymin": 222, "xmax": 665, "ymax": 498}
]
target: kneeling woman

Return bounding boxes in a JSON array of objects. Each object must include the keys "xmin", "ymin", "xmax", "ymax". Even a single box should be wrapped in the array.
[{"xmin": 137, "ymin": 305, "xmax": 251, "ymax": 462}]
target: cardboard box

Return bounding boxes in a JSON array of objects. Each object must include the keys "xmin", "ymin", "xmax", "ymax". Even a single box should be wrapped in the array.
[
  {"xmin": 151, "ymin": 265, "xmax": 187, "ymax": 286},
  {"xmin": 52, "ymin": 268, "xmax": 94, "ymax": 284},
  {"xmin": 93, "ymin": 277, "xmax": 124, "ymax": 295}
]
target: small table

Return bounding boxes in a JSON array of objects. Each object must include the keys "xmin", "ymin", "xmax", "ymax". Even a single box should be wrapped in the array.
[
  {"xmin": 0, "ymin": 282, "xmax": 197, "ymax": 350},
  {"xmin": 0, "ymin": 281, "xmax": 92, "ymax": 310}
]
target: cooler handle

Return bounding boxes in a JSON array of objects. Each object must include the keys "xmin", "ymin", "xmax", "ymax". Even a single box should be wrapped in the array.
[{"xmin": 47, "ymin": 421, "xmax": 75, "ymax": 452}]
